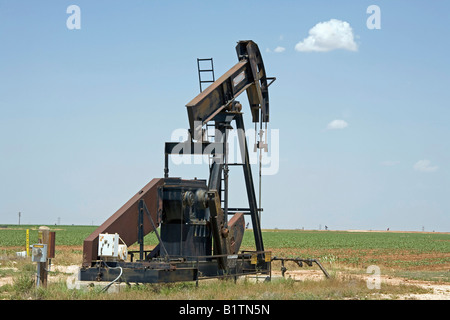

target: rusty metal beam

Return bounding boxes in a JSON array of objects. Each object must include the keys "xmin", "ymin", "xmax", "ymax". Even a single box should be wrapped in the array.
[
  {"xmin": 186, "ymin": 40, "xmax": 271, "ymax": 140},
  {"xmin": 82, "ymin": 178, "xmax": 164, "ymax": 266},
  {"xmin": 186, "ymin": 60, "xmax": 250, "ymax": 138}
]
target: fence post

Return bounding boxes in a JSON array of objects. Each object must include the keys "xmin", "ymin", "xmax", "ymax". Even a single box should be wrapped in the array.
[{"xmin": 38, "ymin": 226, "xmax": 50, "ymax": 288}]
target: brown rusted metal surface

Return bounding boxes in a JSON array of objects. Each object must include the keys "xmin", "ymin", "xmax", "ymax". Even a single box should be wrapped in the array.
[
  {"xmin": 82, "ymin": 178, "xmax": 164, "ymax": 266},
  {"xmin": 206, "ymin": 189, "xmax": 227, "ymax": 269},
  {"xmin": 48, "ymin": 231, "xmax": 55, "ymax": 259},
  {"xmin": 227, "ymin": 212, "xmax": 245, "ymax": 255},
  {"xmin": 186, "ymin": 60, "xmax": 249, "ymax": 137}
]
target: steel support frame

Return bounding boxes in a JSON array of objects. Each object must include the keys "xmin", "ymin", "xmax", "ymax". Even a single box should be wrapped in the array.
[
  {"xmin": 79, "ymin": 251, "xmax": 271, "ymax": 284},
  {"xmin": 235, "ymin": 113, "xmax": 265, "ymax": 256},
  {"xmin": 163, "ymin": 112, "xmax": 265, "ymax": 265}
]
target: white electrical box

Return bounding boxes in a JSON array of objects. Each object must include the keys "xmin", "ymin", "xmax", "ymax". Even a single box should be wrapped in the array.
[
  {"xmin": 31, "ymin": 244, "xmax": 47, "ymax": 262},
  {"xmin": 97, "ymin": 233, "xmax": 128, "ymax": 261},
  {"xmin": 98, "ymin": 233, "xmax": 119, "ymax": 258}
]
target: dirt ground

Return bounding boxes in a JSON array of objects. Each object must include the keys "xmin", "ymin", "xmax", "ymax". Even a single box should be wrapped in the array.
[{"xmin": 276, "ymin": 268, "xmax": 450, "ymax": 300}]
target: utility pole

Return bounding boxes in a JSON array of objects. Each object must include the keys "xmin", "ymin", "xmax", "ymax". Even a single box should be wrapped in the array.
[{"xmin": 18, "ymin": 212, "xmax": 21, "ymax": 225}]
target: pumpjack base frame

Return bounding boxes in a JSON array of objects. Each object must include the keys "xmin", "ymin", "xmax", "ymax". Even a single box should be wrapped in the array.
[{"xmin": 79, "ymin": 251, "xmax": 272, "ymax": 284}]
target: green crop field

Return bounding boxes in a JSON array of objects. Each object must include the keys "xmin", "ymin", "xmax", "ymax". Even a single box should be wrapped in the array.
[
  {"xmin": 0, "ymin": 225, "xmax": 98, "ymax": 248},
  {"xmin": 2, "ymin": 225, "xmax": 448, "ymax": 251},
  {"xmin": 245, "ymin": 229, "xmax": 450, "ymax": 252}
]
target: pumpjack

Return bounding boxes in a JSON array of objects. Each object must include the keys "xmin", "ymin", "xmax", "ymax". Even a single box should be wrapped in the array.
[{"xmin": 80, "ymin": 40, "xmax": 328, "ymax": 284}]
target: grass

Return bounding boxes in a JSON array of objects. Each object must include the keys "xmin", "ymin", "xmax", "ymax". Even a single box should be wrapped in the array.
[
  {"xmin": 107, "ymin": 276, "xmax": 431, "ymax": 300},
  {"xmin": 0, "ymin": 263, "xmax": 431, "ymax": 300},
  {"xmin": 392, "ymin": 270, "xmax": 450, "ymax": 282}
]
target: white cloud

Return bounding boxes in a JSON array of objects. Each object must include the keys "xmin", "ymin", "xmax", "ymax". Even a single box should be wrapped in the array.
[
  {"xmin": 274, "ymin": 46, "xmax": 285, "ymax": 53},
  {"xmin": 413, "ymin": 160, "xmax": 438, "ymax": 173},
  {"xmin": 327, "ymin": 119, "xmax": 348, "ymax": 130},
  {"xmin": 295, "ymin": 19, "xmax": 358, "ymax": 52}
]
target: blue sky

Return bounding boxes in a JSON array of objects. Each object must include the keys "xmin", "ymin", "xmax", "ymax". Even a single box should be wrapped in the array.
[{"xmin": 0, "ymin": 1, "xmax": 449, "ymax": 231}]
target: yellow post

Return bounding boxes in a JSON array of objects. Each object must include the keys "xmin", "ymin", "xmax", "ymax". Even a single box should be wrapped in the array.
[{"xmin": 26, "ymin": 229, "xmax": 30, "ymax": 256}]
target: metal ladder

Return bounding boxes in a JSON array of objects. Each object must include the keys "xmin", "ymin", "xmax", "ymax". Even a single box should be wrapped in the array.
[
  {"xmin": 197, "ymin": 58, "xmax": 215, "ymax": 93},
  {"xmin": 197, "ymin": 58, "xmax": 217, "ymax": 167}
]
